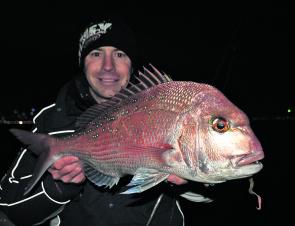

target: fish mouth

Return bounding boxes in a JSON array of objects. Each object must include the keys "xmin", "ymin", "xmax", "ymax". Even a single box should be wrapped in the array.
[
  {"xmin": 227, "ymin": 152, "xmax": 264, "ymax": 179},
  {"xmin": 235, "ymin": 152, "xmax": 264, "ymax": 167}
]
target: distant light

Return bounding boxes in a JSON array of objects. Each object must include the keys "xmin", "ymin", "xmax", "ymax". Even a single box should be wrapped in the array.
[
  {"xmin": 18, "ymin": 121, "xmax": 23, "ymax": 124},
  {"xmin": 287, "ymin": 108, "xmax": 292, "ymax": 113}
]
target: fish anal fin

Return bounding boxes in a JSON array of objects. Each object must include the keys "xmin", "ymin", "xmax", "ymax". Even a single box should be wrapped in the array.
[
  {"xmin": 120, "ymin": 168, "xmax": 169, "ymax": 194},
  {"xmin": 84, "ymin": 164, "xmax": 119, "ymax": 188}
]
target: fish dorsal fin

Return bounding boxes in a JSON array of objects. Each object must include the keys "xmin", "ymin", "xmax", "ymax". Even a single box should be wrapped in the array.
[
  {"xmin": 76, "ymin": 64, "xmax": 172, "ymax": 128},
  {"xmin": 120, "ymin": 168, "xmax": 169, "ymax": 194},
  {"xmin": 84, "ymin": 163, "xmax": 120, "ymax": 188}
]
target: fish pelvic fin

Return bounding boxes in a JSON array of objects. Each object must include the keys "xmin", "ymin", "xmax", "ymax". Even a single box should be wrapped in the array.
[
  {"xmin": 84, "ymin": 163, "xmax": 120, "ymax": 189},
  {"xmin": 180, "ymin": 191, "xmax": 213, "ymax": 203},
  {"xmin": 120, "ymin": 168, "xmax": 169, "ymax": 194},
  {"xmin": 10, "ymin": 128, "xmax": 58, "ymax": 196}
]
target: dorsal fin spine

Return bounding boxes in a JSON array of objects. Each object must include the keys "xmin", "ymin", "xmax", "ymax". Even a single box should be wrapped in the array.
[{"xmin": 75, "ymin": 65, "xmax": 173, "ymax": 128}]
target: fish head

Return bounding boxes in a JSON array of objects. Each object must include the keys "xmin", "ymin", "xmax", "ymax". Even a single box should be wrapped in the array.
[{"xmin": 188, "ymin": 84, "xmax": 264, "ymax": 183}]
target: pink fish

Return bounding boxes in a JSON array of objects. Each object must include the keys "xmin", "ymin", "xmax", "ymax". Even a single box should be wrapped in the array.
[{"xmin": 10, "ymin": 65, "xmax": 264, "ymax": 202}]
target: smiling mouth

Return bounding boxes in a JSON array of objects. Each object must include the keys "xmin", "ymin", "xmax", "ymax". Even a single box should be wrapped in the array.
[{"xmin": 98, "ymin": 77, "xmax": 120, "ymax": 85}]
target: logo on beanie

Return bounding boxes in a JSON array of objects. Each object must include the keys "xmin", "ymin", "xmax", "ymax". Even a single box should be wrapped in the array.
[{"xmin": 78, "ymin": 22, "xmax": 112, "ymax": 63}]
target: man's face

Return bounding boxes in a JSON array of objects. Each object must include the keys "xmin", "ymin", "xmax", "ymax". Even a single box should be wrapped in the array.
[{"xmin": 84, "ymin": 46, "xmax": 132, "ymax": 98}]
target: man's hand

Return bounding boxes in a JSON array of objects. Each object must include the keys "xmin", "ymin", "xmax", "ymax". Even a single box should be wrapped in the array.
[
  {"xmin": 48, "ymin": 156, "xmax": 85, "ymax": 184},
  {"xmin": 167, "ymin": 174, "xmax": 188, "ymax": 185}
]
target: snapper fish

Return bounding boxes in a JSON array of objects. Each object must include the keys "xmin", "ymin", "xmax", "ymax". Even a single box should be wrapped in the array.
[{"xmin": 10, "ymin": 65, "xmax": 264, "ymax": 205}]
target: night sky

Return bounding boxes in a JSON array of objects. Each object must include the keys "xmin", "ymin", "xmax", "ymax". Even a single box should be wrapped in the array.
[
  {"xmin": 0, "ymin": 1, "xmax": 293, "ymax": 226},
  {"xmin": 0, "ymin": 3, "xmax": 292, "ymax": 117}
]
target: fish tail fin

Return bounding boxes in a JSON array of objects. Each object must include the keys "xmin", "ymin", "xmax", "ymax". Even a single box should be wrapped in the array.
[
  {"xmin": 9, "ymin": 128, "xmax": 59, "ymax": 195},
  {"xmin": 10, "ymin": 128, "xmax": 52, "ymax": 155}
]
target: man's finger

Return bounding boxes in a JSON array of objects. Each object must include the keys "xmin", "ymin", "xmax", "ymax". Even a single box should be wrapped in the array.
[
  {"xmin": 71, "ymin": 173, "xmax": 86, "ymax": 184},
  {"xmin": 60, "ymin": 169, "xmax": 85, "ymax": 183},
  {"xmin": 49, "ymin": 162, "xmax": 83, "ymax": 178},
  {"xmin": 51, "ymin": 156, "xmax": 80, "ymax": 170},
  {"xmin": 167, "ymin": 175, "xmax": 188, "ymax": 185}
]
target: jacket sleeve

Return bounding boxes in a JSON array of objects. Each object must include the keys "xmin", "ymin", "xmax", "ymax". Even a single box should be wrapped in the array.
[
  {"xmin": 0, "ymin": 146, "xmax": 84, "ymax": 226},
  {"xmin": 0, "ymin": 109, "xmax": 83, "ymax": 225}
]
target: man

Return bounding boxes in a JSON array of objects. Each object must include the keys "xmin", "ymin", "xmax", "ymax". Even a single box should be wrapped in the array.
[{"xmin": 0, "ymin": 17, "xmax": 185, "ymax": 226}]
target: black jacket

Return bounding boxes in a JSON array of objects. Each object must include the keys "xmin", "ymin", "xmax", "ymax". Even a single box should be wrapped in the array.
[{"xmin": 0, "ymin": 75, "xmax": 184, "ymax": 226}]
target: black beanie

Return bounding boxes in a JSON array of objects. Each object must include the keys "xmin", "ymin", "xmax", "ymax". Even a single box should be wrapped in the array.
[{"xmin": 78, "ymin": 18, "xmax": 137, "ymax": 68}]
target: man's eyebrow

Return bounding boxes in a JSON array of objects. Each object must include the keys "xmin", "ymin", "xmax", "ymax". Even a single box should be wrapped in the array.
[
  {"xmin": 90, "ymin": 48, "xmax": 101, "ymax": 51},
  {"xmin": 114, "ymin": 48, "xmax": 126, "ymax": 53}
]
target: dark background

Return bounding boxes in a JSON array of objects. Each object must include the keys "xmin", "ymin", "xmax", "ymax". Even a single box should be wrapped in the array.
[{"xmin": 0, "ymin": 1, "xmax": 293, "ymax": 225}]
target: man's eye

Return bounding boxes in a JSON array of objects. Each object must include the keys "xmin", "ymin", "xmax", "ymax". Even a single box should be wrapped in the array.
[
  {"xmin": 91, "ymin": 51, "xmax": 101, "ymax": 57},
  {"xmin": 116, "ymin": 52, "xmax": 126, "ymax": 58}
]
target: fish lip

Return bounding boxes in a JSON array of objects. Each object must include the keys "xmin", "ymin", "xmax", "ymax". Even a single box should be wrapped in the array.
[{"xmin": 235, "ymin": 152, "xmax": 264, "ymax": 167}]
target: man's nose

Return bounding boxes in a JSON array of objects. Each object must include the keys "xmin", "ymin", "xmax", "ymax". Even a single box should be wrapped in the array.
[{"xmin": 103, "ymin": 54, "xmax": 114, "ymax": 71}]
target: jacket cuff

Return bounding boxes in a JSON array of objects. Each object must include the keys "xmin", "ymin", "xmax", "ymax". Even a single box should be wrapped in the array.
[{"xmin": 42, "ymin": 173, "xmax": 83, "ymax": 202}]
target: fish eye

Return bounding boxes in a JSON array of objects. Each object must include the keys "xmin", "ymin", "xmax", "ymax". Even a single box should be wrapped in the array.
[{"xmin": 211, "ymin": 117, "xmax": 230, "ymax": 133}]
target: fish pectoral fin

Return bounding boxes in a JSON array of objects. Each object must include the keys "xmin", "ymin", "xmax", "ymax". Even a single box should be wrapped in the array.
[
  {"xmin": 84, "ymin": 164, "xmax": 119, "ymax": 188},
  {"xmin": 120, "ymin": 168, "xmax": 169, "ymax": 194},
  {"xmin": 180, "ymin": 191, "xmax": 213, "ymax": 203}
]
